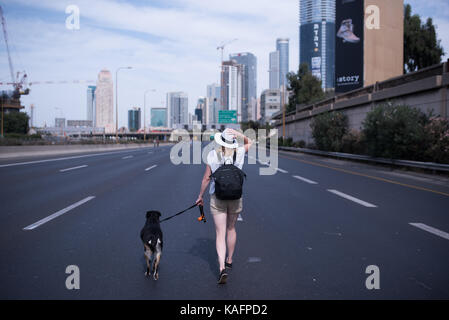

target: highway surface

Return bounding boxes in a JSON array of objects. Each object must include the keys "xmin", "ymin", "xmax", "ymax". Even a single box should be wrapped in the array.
[{"xmin": 0, "ymin": 143, "xmax": 448, "ymax": 299}]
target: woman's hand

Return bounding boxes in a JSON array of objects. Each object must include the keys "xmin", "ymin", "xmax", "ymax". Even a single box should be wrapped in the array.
[{"xmin": 196, "ymin": 195, "xmax": 204, "ymax": 206}]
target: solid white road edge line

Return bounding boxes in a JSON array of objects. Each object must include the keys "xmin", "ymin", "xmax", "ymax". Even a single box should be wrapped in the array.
[
  {"xmin": 59, "ymin": 165, "xmax": 88, "ymax": 172},
  {"xmin": 0, "ymin": 148, "xmax": 151, "ymax": 168},
  {"xmin": 409, "ymin": 223, "xmax": 449, "ymax": 241},
  {"xmin": 23, "ymin": 196, "xmax": 96, "ymax": 230},
  {"xmin": 327, "ymin": 189, "xmax": 377, "ymax": 208}
]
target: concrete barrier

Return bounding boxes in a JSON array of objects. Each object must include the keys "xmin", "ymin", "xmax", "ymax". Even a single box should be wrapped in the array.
[{"xmin": 0, "ymin": 143, "xmax": 172, "ymax": 159}]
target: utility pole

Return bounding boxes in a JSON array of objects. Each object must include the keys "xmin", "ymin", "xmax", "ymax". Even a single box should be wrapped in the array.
[
  {"xmin": 282, "ymin": 84, "xmax": 286, "ymax": 139},
  {"xmin": 1, "ymin": 95, "xmax": 4, "ymax": 138}
]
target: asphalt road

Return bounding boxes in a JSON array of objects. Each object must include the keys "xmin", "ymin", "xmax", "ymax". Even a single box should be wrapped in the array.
[{"xmin": 0, "ymin": 143, "xmax": 448, "ymax": 299}]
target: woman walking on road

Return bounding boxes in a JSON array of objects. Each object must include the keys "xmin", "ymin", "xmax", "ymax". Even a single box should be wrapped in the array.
[{"xmin": 196, "ymin": 128, "xmax": 253, "ymax": 284}]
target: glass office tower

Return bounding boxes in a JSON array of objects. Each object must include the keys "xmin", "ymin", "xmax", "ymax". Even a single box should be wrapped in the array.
[{"xmin": 276, "ymin": 38, "xmax": 289, "ymax": 88}]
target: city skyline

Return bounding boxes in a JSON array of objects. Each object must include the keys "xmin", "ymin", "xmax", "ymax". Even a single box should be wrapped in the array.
[{"xmin": 0, "ymin": 0, "xmax": 447, "ymax": 128}]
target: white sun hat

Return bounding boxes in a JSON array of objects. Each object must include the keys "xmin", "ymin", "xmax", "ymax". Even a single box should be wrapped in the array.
[{"xmin": 214, "ymin": 128, "xmax": 239, "ymax": 149}]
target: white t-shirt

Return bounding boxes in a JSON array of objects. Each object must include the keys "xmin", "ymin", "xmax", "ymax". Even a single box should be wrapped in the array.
[{"xmin": 207, "ymin": 146, "xmax": 245, "ymax": 195}]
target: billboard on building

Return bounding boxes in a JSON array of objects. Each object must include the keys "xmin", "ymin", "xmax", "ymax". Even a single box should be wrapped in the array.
[
  {"xmin": 335, "ymin": 0, "xmax": 364, "ymax": 93},
  {"xmin": 301, "ymin": 22, "xmax": 322, "ymax": 81}
]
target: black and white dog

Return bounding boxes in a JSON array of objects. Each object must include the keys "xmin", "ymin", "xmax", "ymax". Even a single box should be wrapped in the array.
[{"xmin": 140, "ymin": 210, "xmax": 163, "ymax": 280}]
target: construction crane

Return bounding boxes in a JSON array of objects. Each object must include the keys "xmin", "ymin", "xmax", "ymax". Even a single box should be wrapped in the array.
[
  {"xmin": 216, "ymin": 38, "xmax": 238, "ymax": 64},
  {"xmin": 0, "ymin": 5, "xmax": 29, "ymax": 99}
]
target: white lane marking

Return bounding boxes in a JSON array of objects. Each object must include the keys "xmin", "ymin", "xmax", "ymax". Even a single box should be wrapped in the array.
[
  {"xmin": 23, "ymin": 196, "xmax": 95, "ymax": 230},
  {"xmin": 293, "ymin": 175, "xmax": 318, "ymax": 184},
  {"xmin": 247, "ymin": 257, "xmax": 262, "ymax": 263},
  {"xmin": 59, "ymin": 165, "xmax": 88, "ymax": 172},
  {"xmin": 122, "ymin": 155, "xmax": 133, "ymax": 159},
  {"xmin": 276, "ymin": 168, "xmax": 288, "ymax": 173},
  {"xmin": 0, "ymin": 148, "xmax": 151, "ymax": 168},
  {"xmin": 258, "ymin": 160, "xmax": 269, "ymax": 166},
  {"xmin": 145, "ymin": 165, "xmax": 157, "ymax": 171},
  {"xmin": 238, "ymin": 214, "xmax": 243, "ymax": 221},
  {"xmin": 327, "ymin": 189, "xmax": 377, "ymax": 208},
  {"xmin": 409, "ymin": 223, "xmax": 449, "ymax": 241}
]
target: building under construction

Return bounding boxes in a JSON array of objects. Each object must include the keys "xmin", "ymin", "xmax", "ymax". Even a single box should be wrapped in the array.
[{"xmin": 0, "ymin": 5, "xmax": 29, "ymax": 127}]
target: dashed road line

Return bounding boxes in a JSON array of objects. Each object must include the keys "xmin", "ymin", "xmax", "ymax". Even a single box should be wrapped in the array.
[
  {"xmin": 59, "ymin": 165, "xmax": 88, "ymax": 172},
  {"xmin": 276, "ymin": 168, "xmax": 288, "ymax": 173},
  {"xmin": 145, "ymin": 165, "xmax": 158, "ymax": 171},
  {"xmin": 23, "ymin": 196, "xmax": 96, "ymax": 230},
  {"xmin": 122, "ymin": 155, "xmax": 134, "ymax": 159},
  {"xmin": 409, "ymin": 223, "xmax": 449, "ymax": 241},
  {"xmin": 293, "ymin": 175, "xmax": 318, "ymax": 184},
  {"xmin": 281, "ymin": 154, "xmax": 449, "ymax": 197},
  {"xmin": 327, "ymin": 189, "xmax": 377, "ymax": 208}
]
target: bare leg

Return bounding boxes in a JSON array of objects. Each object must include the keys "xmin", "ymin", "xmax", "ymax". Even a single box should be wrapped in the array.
[
  {"xmin": 212, "ymin": 213, "xmax": 227, "ymax": 272},
  {"xmin": 226, "ymin": 213, "xmax": 239, "ymax": 264}
]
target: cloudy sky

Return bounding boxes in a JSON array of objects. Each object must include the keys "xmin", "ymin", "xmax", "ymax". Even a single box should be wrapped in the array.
[{"xmin": 0, "ymin": 0, "xmax": 448, "ymax": 128}]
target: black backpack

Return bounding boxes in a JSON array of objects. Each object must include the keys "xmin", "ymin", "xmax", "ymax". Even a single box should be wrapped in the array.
[{"xmin": 211, "ymin": 151, "xmax": 246, "ymax": 200}]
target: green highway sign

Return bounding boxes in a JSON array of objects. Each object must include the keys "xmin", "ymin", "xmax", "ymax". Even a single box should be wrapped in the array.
[{"xmin": 218, "ymin": 110, "xmax": 237, "ymax": 124}]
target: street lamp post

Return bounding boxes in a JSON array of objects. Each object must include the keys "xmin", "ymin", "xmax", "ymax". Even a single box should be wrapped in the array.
[
  {"xmin": 115, "ymin": 66, "xmax": 132, "ymax": 142},
  {"xmin": 144, "ymin": 89, "xmax": 156, "ymax": 142}
]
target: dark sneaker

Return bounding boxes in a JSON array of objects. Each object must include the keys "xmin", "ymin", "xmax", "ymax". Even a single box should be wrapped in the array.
[
  {"xmin": 217, "ymin": 269, "xmax": 228, "ymax": 284},
  {"xmin": 225, "ymin": 262, "xmax": 233, "ymax": 269}
]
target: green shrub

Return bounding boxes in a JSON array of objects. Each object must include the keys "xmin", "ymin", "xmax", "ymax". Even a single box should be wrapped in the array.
[
  {"xmin": 362, "ymin": 103, "xmax": 428, "ymax": 160},
  {"xmin": 1, "ymin": 112, "xmax": 30, "ymax": 134},
  {"xmin": 423, "ymin": 117, "xmax": 449, "ymax": 164},
  {"xmin": 295, "ymin": 140, "xmax": 306, "ymax": 148},
  {"xmin": 341, "ymin": 130, "xmax": 366, "ymax": 155},
  {"xmin": 310, "ymin": 111, "xmax": 348, "ymax": 151}
]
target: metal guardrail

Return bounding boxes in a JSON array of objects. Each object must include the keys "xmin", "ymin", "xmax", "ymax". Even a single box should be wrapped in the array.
[{"xmin": 279, "ymin": 146, "xmax": 449, "ymax": 172}]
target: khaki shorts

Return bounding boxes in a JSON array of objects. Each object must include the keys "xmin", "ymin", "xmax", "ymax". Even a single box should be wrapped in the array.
[{"xmin": 210, "ymin": 193, "xmax": 242, "ymax": 215}]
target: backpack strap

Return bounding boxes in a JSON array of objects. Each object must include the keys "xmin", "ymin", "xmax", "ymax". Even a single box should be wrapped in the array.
[{"xmin": 233, "ymin": 149, "xmax": 237, "ymax": 164}]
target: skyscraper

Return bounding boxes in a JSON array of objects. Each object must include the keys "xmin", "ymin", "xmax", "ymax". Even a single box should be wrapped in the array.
[
  {"xmin": 196, "ymin": 97, "xmax": 206, "ymax": 124},
  {"xmin": 229, "ymin": 52, "xmax": 257, "ymax": 122},
  {"xmin": 299, "ymin": 0, "xmax": 335, "ymax": 90},
  {"xmin": 221, "ymin": 60, "xmax": 244, "ymax": 123},
  {"xmin": 276, "ymin": 38, "xmax": 290, "ymax": 88},
  {"xmin": 86, "ymin": 85, "xmax": 96, "ymax": 124},
  {"xmin": 166, "ymin": 92, "xmax": 188, "ymax": 128},
  {"xmin": 95, "ymin": 70, "xmax": 114, "ymax": 132},
  {"xmin": 269, "ymin": 51, "xmax": 280, "ymax": 90},
  {"xmin": 128, "ymin": 107, "xmax": 141, "ymax": 132},
  {"xmin": 207, "ymin": 83, "xmax": 221, "ymax": 124}
]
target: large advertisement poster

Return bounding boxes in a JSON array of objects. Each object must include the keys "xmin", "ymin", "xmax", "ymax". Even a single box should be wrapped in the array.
[
  {"xmin": 335, "ymin": 0, "xmax": 364, "ymax": 93},
  {"xmin": 300, "ymin": 22, "xmax": 322, "ymax": 82}
]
